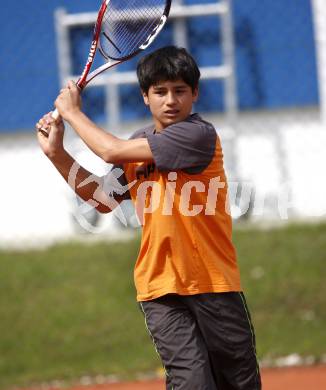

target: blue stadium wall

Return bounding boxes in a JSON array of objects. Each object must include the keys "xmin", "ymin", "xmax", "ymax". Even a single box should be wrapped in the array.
[{"xmin": 0, "ymin": 0, "xmax": 318, "ymax": 132}]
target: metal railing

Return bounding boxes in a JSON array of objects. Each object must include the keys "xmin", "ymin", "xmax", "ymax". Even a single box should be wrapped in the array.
[{"xmin": 54, "ymin": 0, "xmax": 238, "ymax": 128}]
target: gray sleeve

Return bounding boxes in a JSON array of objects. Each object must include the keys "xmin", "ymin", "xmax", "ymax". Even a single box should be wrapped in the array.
[{"xmin": 146, "ymin": 120, "xmax": 217, "ymax": 172}]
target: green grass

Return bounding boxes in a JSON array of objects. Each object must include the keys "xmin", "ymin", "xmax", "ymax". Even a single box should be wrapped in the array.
[
  {"xmin": 0, "ymin": 222, "xmax": 325, "ymax": 389},
  {"xmin": 235, "ymin": 223, "xmax": 326, "ymax": 359},
  {"xmin": 0, "ymin": 239, "xmax": 161, "ymax": 389}
]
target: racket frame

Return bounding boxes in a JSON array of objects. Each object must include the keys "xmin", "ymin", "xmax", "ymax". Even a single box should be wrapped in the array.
[
  {"xmin": 77, "ymin": 0, "xmax": 110, "ymax": 90},
  {"xmin": 40, "ymin": 0, "xmax": 171, "ymax": 135},
  {"xmin": 81, "ymin": 0, "xmax": 171, "ymax": 87}
]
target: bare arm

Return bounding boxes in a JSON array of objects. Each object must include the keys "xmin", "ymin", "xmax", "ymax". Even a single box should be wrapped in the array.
[
  {"xmin": 36, "ymin": 114, "xmax": 123, "ymax": 214},
  {"xmin": 54, "ymin": 81, "xmax": 154, "ymax": 164}
]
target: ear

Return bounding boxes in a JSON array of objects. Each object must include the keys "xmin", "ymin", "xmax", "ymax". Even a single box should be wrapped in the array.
[
  {"xmin": 142, "ymin": 90, "xmax": 150, "ymax": 106},
  {"xmin": 192, "ymin": 87, "xmax": 199, "ymax": 103}
]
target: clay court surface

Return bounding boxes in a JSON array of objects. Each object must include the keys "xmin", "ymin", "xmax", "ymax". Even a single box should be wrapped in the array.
[{"xmin": 65, "ymin": 365, "xmax": 326, "ymax": 390}]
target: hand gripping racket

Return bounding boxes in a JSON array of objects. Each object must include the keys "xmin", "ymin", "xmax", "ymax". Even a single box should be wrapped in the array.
[{"xmin": 40, "ymin": 0, "xmax": 171, "ymax": 135}]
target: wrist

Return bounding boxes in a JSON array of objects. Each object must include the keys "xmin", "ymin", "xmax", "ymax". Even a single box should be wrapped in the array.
[
  {"xmin": 63, "ymin": 108, "xmax": 83, "ymax": 124},
  {"xmin": 47, "ymin": 147, "xmax": 67, "ymax": 164}
]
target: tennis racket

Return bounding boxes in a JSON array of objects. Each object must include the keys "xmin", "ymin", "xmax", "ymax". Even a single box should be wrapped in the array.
[{"xmin": 40, "ymin": 0, "xmax": 171, "ymax": 135}]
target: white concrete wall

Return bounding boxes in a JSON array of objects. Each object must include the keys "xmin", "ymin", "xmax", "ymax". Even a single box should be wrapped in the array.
[
  {"xmin": 0, "ymin": 129, "xmax": 132, "ymax": 249},
  {"xmin": 223, "ymin": 108, "xmax": 326, "ymax": 221}
]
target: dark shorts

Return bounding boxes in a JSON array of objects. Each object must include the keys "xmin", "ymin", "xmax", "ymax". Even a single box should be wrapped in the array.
[{"xmin": 139, "ymin": 292, "xmax": 261, "ymax": 390}]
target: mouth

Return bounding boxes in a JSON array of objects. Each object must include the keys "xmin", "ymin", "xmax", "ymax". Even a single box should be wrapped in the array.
[{"xmin": 164, "ymin": 110, "xmax": 180, "ymax": 116}]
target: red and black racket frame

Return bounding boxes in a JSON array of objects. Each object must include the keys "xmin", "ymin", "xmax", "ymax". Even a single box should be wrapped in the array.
[{"xmin": 77, "ymin": 0, "xmax": 172, "ymax": 90}]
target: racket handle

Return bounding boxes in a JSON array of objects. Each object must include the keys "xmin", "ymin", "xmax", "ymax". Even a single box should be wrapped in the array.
[
  {"xmin": 38, "ymin": 108, "xmax": 60, "ymax": 137},
  {"xmin": 51, "ymin": 108, "xmax": 60, "ymax": 120}
]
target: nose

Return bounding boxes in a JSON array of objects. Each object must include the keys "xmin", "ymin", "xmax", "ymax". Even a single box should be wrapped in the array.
[{"xmin": 166, "ymin": 91, "xmax": 177, "ymax": 105}]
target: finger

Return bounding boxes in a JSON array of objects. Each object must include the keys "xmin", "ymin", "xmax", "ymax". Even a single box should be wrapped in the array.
[
  {"xmin": 45, "ymin": 112, "xmax": 55, "ymax": 123},
  {"xmin": 36, "ymin": 117, "xmax": 52, "ymax": 135},
  {"xmin": 36, "ymin": 120, "xmax": 48, "ymax": 130},
  {"xmin": 38, "ymin": 128, "xmax": 50, "ymax": 137},
  {"xmin": 41, "ymin": 117, "xmax": 51, "ymax": 127},
  {"xmin": 68, "ymin": 80, "xmax": 75, "ymax": 88},
  {"xmin": 39, "ymin": 117, "xmax": 49, "ymax": 126},
  {"xmin": 68, "ymin": 80, "xmax": 80, "ymax": 93},
  {"xmin": 36, "ymin": 121, "xmax": 50, "ymax": 136}
]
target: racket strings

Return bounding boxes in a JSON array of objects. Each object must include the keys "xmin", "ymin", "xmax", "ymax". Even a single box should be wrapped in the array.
[
  {"xmin": 99, "ymin": 0, "xmax": 166, "ymax": 60},
  {"xmin": 106, "ymin": 9, "xmax": 154, "ymax": 41},
  {"xmin": 102, "ymin": 6, "xmax": 161, "ymax": 55},
  {"xmin": 112, "ymin": 17, "xmax": 157, "ymax": 55}
]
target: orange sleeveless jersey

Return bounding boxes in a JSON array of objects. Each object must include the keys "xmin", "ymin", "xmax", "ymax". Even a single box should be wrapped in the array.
[{"xmin": 121, "ymin": 114, "xmax": 242, "ymax": 301}]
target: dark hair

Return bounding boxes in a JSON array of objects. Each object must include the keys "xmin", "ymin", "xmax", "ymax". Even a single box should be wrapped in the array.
[{"xmin": 136, "ymin": 46, "xmax": 200, "ymax": 94}]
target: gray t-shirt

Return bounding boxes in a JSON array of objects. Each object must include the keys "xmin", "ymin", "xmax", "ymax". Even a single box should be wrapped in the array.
[{"xmin": 110, "ymin": 113, "xmax": 217, "ymax": 198}]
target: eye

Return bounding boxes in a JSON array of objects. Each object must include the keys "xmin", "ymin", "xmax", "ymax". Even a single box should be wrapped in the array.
[{"xmin": 154, "ymin": 90, "xmax": 165, "ymax": 96}]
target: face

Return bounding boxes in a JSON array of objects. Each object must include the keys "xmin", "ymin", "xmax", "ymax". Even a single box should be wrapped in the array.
[{"xmin": 142, "ymin": 79, "xmax": 198, "ymax": 131}]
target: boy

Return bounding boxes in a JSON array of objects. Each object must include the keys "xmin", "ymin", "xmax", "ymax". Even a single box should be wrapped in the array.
[{"xmin": 36, "ymin": 46, "xmax": 261, "ymax": 389}]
